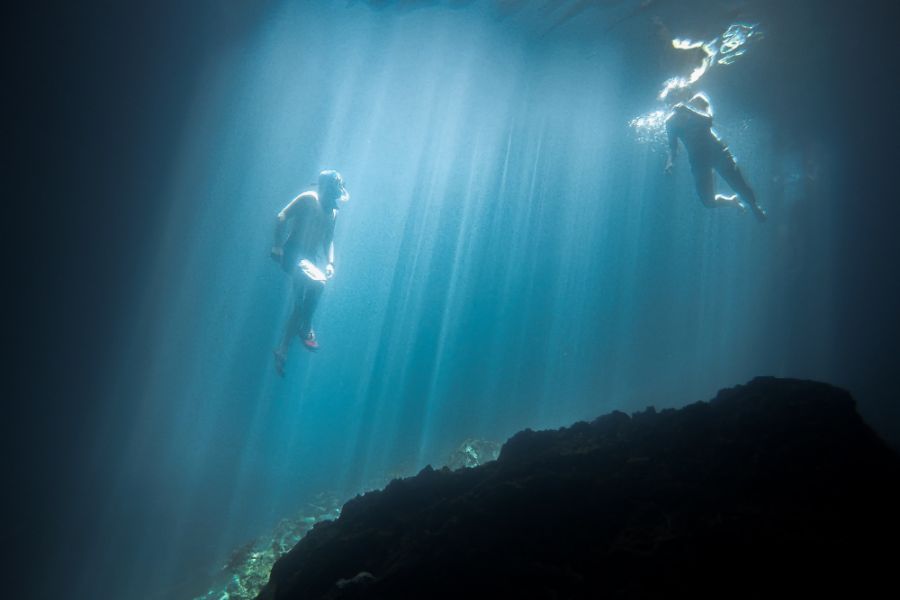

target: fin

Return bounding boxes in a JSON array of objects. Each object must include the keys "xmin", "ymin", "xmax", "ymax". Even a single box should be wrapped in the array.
[{"xmin": 302, "ymin": 330, "xmax": 319, "ymax": 352}]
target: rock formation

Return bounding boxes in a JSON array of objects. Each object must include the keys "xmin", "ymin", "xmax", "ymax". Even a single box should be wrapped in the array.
[{"xmin": 257, "ymin": 378, "xmax": 900, "ymax": 599}]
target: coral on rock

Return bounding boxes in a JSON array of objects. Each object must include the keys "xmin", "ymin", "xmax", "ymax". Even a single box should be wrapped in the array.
[
  {"xmin": 194, "ymin": 436, "xmax": 502, "ymax": 600},
  {"xmin": 193, "ymin": 493, "xmax": 343, "ymax": 600},
  {"xmin": 445, "ymin": 438, "xmax": 501, "ymax": 470}
]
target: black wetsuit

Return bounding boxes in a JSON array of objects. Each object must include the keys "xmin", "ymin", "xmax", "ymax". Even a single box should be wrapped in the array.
[{"xmin": 666, "ymin": 104, "xmax": 757, "ymax": 209}]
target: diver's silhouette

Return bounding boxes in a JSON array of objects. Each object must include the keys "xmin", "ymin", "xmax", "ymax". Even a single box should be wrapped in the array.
[
  {"xmin": 665, "ymin": 92, "xmax": 766, "ymax": 221},
  {"xmin": 271, "ymin": 170, "xmax": 349, "ymax": 375}
]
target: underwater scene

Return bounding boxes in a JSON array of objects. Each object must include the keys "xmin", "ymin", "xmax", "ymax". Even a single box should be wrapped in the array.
[{"xmin": 12, "ymin": 1, "xmax": 900, "ymax": 599}]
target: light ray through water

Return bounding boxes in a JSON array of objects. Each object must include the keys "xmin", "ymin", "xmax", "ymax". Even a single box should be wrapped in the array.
[{"xmin": 74, "ymin": 4, "xmax": 839, "ymax": 598}]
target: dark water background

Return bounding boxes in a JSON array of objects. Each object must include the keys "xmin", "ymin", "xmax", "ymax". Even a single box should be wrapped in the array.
[{"xmin": 8, "ymin": 1, "xmax": 899, "ymax": 598}]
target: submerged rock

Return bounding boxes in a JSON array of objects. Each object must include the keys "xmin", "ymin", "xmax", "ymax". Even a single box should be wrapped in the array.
[
  {"xmin": 256, "ymin": 377, "xmax": 900, "ymax": 599},
  {"xmin": 193, "ymin": 493, "xmax": 343, "ymax": 600},
  {"xmin": 194, "ymin": 436, "xmax": 502, "ymax": 600}
]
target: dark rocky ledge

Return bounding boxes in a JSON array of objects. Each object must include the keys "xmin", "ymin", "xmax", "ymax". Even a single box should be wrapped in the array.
[{"xmin": 257, "ymin": 377, "xmax": 900, "ymax": 599}]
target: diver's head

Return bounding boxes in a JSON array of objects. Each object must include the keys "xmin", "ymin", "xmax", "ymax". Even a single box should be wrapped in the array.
[
  {"xmin": 687, "ymin": 92, "xmax": 712, "ymax": 114},
  {"xmin": 317, "ymin": 169, "xmax": 349, "ymax": 209},
  {"xmin": 661, "ymin": 83, "xmax": 693, "ymax": 106}
]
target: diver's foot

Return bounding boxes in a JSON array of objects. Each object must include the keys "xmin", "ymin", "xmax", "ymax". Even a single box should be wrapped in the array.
[
  {"xmin": 273, "ymin": 349, "xmax": 287, "ymax": 377},
  {"xmin": 302, "ymin": 330, "xmax": 319, "ymax": 352},
  {"xmin": 751, "ymin": 204, "xmax": 768, "ymax": 222},
  {"xmin": 716, "ymin": 194, "xmax": 745, "ymax": 213}
]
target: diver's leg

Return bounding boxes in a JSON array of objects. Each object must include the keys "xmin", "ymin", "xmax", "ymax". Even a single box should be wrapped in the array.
[
  {"xmin": 279, "ymin": 299, "xmax": 304, "ymax": 353},
  {"xmin": 692, "ymin": 152, "xmax": 745, "ymax": 211},
  {"xmin": 297, "ymin": 279, "xmax": 325, "ymax": 350},
  {"xmin": 274, "ymin": 276, "xmax": 306, "ymax": 375},
  {"xmin": 717, "ymin": 150, "xmax": 767, "ymax": 221},
  {"xmin": 692, "ymin": 162, "xmax": 724, "ymax": 209},
  {"xmin": 295, "ymin": 260, "xmax": 327, "ymax": 351}
]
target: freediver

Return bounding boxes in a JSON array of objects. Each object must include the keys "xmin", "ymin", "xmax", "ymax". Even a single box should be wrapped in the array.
[
  {"xmin": 664, "ymin": 92, "xmax": 767, "ymax": 221},
  {"xmin": 271, "ymin": 170, "xmax": 349, "ymax": 376}
]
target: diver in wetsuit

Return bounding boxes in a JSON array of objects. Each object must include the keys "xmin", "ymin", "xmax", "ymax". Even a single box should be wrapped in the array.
[
  {"xmin": 665, "ymin": 92, "xmax": 767, "ymax": 221},
  {"xmin": 271, "ymin": 170, "xmax": 349, "ymax": 376}
]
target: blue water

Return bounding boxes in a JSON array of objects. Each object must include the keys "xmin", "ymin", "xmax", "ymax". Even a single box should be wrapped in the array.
[{"xmin": 55, "ymin": 3, "xmax": 850, "ymax": 598}]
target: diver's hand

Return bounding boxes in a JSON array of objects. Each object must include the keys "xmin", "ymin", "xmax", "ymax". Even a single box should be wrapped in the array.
[
  {"xmin": 664, "ymin": 158, "xmax": 674, "ymax": 175},
  {"xmin": 325, "ymin": 263, "xmax": 335, "ymax": 279},
  {"xmin": 270, "ymin": 246, "xmax": 284, "ymax": 262}
]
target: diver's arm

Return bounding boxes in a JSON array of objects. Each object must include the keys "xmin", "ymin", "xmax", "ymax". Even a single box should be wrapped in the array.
[
  {"xmin": 272, "ymin": 195, "xmax": 302, "ymax": 259},
  {"xmin": 273, "ymin": 218, "xmax": 286, "ymax": 253},
  {"xmin": 271, "ymin": 219, "xmax": 286, "ymax": 262},
  {"xmin": 324, "ymin": 234, "xmax": 335, "ymax": 278},
  {"xmin": 665, "ymin": 118, "xmax": 678, "ymax": 173}
]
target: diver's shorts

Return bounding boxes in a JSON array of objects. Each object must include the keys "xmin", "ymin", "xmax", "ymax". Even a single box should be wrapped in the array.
[{"xmin": 297, "ymin": 259, "xmax": 327, "ymax": 283}]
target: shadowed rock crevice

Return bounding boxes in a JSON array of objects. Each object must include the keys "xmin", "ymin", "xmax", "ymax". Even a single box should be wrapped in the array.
[{"xmin": 257, "ymin": 378, "xmax": 900, "ymax": 599}]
